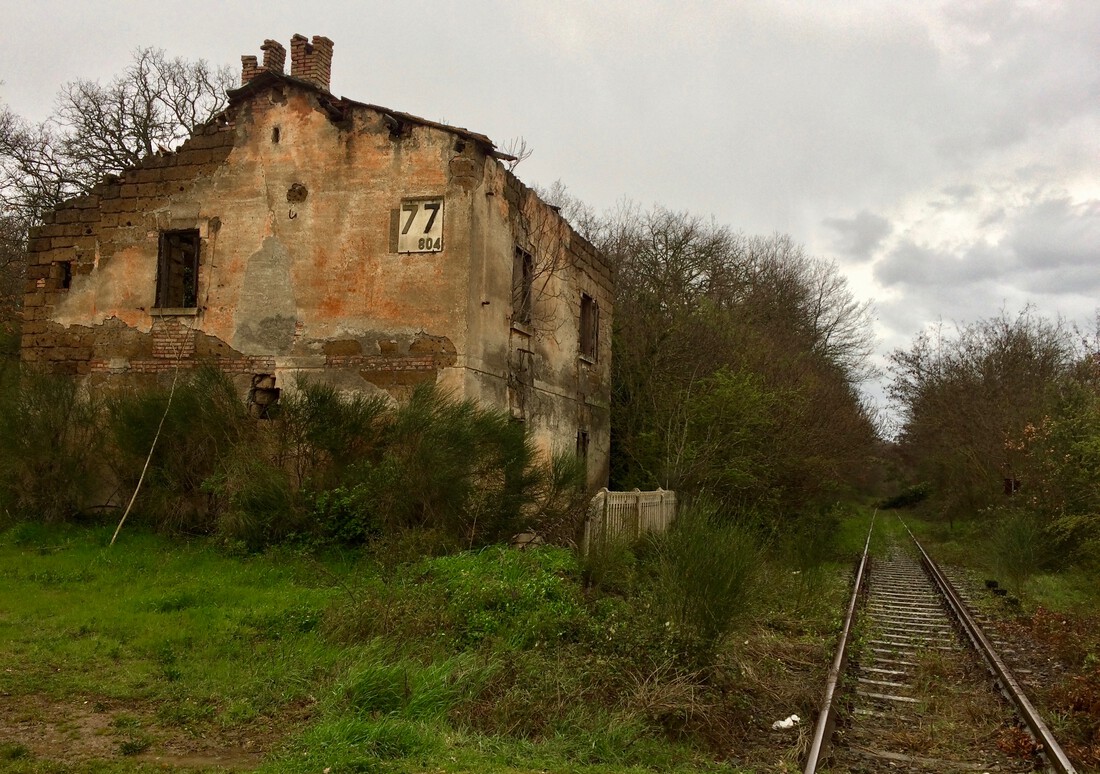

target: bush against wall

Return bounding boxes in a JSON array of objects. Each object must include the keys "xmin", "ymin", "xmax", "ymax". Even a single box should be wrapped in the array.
[
  {"xmin": 0, "ymin": 370, "xmax": 588, "ymax": 548},
  {"xmin": 107, "ymin": 366, "xmax": 254, "ymax": 534}
]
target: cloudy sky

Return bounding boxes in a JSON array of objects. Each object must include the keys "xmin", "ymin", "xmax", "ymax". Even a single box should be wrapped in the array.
[{"xmin": 2, "ymin": 1, "xmax": 1097, "ymax": 417}]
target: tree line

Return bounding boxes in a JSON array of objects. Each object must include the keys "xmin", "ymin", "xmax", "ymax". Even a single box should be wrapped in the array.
[
  {"xmin": 540, "ymin": 187, "xmax": 879, "ymax": 525},
  {"xmin": 886, "ymin": 309, "xmax": 1100, "ymax": 574}
]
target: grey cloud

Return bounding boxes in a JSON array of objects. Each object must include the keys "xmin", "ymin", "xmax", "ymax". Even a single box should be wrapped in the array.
[
  {"xmin": 874, "ymin": 240, "xmax": 939, "ymax": 288},
  {"xmin": 874, "ymin": 236, "xmax": 1017, "ymax": 291},
  {"xmin": 824, "ymin": 210, "xmax": 893, "ymax": 262},
  {"xmin": 1007, "ymin": 197, "xmax": 1100, "ymax": 272},
  {"xmin": 873, "ymin": 190, "xmax": 1100, "ymax": 362},
  {"xmin": 979, "ymin": 208, "xmax": 1006, "ymax": 228},
  {"xmin": 941, "ymin": 184, "xmax": 978, "ymax": 202},
  {"xmin": 876, "ymin": 192, "xmax": 1100, "ymax": 298},
  {"xmin": 916, "ymin": 3, "xmax": 1100, "ymax": 178},
  {"xmin": 1021, "ymin": 264, "xmax": 1100, "ymax": 296}
]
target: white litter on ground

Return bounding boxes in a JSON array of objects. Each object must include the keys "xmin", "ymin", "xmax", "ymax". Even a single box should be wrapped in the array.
[{"xmin": 771, "ymin": 714, "xmax": 800, "ymax": 730}]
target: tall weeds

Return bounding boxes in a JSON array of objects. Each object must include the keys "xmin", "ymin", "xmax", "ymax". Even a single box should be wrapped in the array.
[
  {"xmin": 989, "ymin": 508, "xmax": 1056, "ymax": 591},
  {"xmin": 650, "ymin": 501, "xmax": 763, "ymax": 648},
  {"xmin": 369, "ymin": 385, "xmax": 539, "ymax": 544},
  {"xmin": 107, "ymin": 367, "xmax": 253, "ymax": 533}
]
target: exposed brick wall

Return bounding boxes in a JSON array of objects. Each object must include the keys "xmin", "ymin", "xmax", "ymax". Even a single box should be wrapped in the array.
[
  {"xmin": 261, "ymin": 40, "xmax": 286, "ymax": 74},
  {"xmin": 151, "ymin": 318, "xmax": 196, "ymax": 360},
  {"xmin": 21, "ymin": 120, "xmax": 235, "ymax": 372},
  {"xmin": 88, "ymin": 356, "xmax": 276, "ymax": 375},
  {"xmin": 324, "ymin": 354, "xmax": 439, "ymax": 370},
  {"xmin": 241, "ymin": 56, "xmax": 260, "ymax": 85},
  {"xmin": 289, "ymin": 34, "xmax": 333, "ymax": 92}
]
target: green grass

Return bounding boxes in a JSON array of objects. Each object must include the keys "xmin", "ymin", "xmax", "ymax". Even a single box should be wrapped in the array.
[
  {"xmin": 832, "ymin": 506, "xmax": 878, "ymax": 558},
  {"xmin": 0, "ymin": 523, "xmax": 764, "ymax": 773},
  {"xmin": 0, "ymin": 509, "xmax": 875, "ymax": 774},
  {"xmin": 0, "ymin": 523, "xmax": 347, "ymax": 712}
]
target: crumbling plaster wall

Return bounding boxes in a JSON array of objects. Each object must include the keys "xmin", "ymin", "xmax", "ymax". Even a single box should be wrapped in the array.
[
  {"xmin": 464, "ymin": 162, "xmax": 613, "ymax": 489},
  {"xmin": 24, "ymin": 80, "xmax": 477, "ymax": 397}
]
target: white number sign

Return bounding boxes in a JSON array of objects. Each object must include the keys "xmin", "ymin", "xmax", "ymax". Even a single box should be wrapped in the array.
[{"xmin": 398, "ymin": 198, "xmax": 444, "ymax": 253}]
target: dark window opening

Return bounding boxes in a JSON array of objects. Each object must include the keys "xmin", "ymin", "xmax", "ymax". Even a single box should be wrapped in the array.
[
  {"xmin": 272, "ymin": 126, "xmax": 281, "ymax": 143},
  {"xmin": 580, "ymin": 293, "xmax": 599, "ymax": 360},
  {"xmin": 249, "ymin": 374, "xmax": 281, "ymax": 419},
  {"xmin": 58, "ymin": 261, "xmax": 72, "ymax": 290},
  {"xmin": 512, "ymin": 247, "xmax": 533, "ymax": 325},
  {"xmin": 155, "ymin": 230, "xmax": 200, "ymax": 309},
  {"xmin": 576, "ymin": 429, "xmax": 590, "ymax": 465}
]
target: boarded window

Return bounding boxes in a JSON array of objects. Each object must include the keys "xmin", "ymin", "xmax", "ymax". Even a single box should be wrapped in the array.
[
  {"xmin": 155, "ymin": 230, "xmax": 200, "ymax": 309},
  {"xmin": 512, "ymin": 247, "xmax": 533, "ymax": 324},
  {"xmin": 580, "ymin": 293, "xmax": 599, "ymax": 360}
]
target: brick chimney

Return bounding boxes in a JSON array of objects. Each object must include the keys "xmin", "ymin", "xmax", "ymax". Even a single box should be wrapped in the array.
[
  {"xmin": 240, "ymin": 39, "xmax": 287, "ymax": 85},
  {"xmin": 289, "ymin": 34, "xmax": 334, "ymax": 92}
]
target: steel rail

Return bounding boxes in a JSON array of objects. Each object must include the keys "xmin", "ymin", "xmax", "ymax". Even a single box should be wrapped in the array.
[
  {"xmin": 802, "ymin": 510, "xmax": 875, "ymax": 774},
  {"xmin": 902, "ymin": 520, "xmax": 1079, "ymax": 774}
]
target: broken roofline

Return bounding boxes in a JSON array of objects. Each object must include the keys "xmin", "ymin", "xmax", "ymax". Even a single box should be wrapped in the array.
[{"xmin": 225, "ymin": 69, "xmax": 518, "ymax": 163}]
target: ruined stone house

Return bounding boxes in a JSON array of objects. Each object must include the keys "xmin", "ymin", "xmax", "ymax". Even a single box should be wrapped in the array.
[{"xmin": 21, "ymin": 34, "xmax": 612, "ymax": 489}]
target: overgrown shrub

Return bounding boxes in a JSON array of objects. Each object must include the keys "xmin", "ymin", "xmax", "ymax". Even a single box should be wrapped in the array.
[
  {"xmin": 989, "ymin": 508, "xmax": 1059, "ymax": 591},
  {"xmin": 209, "ymin": 453, "xmax": 298, "ymax": 549},
  {"xmin": 879, "ymin": 482, "xmax": 930, "ymax": 510},
  {"xmin": 4, "ymin": 367, "xmax": 585, "ymax": 552},
  {"xmin": 276, "ymin": 378, "xmax": 389, "ymax": 490},
  {"xmin": 581, "ymin": 536, "xmax": 638, "ymax": 594},
  {"xmin": 778, "ymin": 503, "xmax": 840, "ymax": 572},
  {"xmin": 363, "ymin": 386, "xmax": 539, "ymax": 545},
  {"xmin": 0, "ymin": 370, "xmax": 103, "ymax": 521},
  {"xmin": 524, "ymin": 449, "xmax": 589, "ymax": 545},
  {"xmin": 649, "ymin": 501, "xmax": 763, "ymax": 648},
  {"xmin": 107, "ymin": 367, "xmax": 253, "ymax": 533}
]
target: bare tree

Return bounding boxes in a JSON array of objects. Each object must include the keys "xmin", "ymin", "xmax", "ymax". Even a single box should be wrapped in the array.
[
  {"xmin": 1, "ymin": 48, "xmax": 232, "ymax": 217},
  {"xmin": 595, "ymin": 205, "xmax": 878, "ymax": 510},
  {"xmin": 532, "ymin": 179, "xmax": 600, "ymax": 240},
  {"xmin": 500, "ymin": 136, "xmax": 533, "ymax": 171},
  {"xmin": 0, "ymin": 48, "xmax": 234, "ymax": 319},
  {"xmin": 0, "ymin": 105, "xmax": 76, "ymax": 222},
  {"xmin": 0, "ymin": 213, "xmax": 25, "ymax": 322},
  {"xmin": 55, "ymin": 48, "xmax": 233, "ymax": 188}
]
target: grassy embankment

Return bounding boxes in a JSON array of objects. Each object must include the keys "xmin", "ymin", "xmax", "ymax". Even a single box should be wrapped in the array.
[
  {"xmin": 903, "ymin": 513, "xmax": 1100, "ymax": 614},
  {"xmin": 0, "ymin": 510, "xmax": 873, "ymax": 773}
]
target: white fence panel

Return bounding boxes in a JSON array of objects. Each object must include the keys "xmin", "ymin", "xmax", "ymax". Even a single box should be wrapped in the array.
[{"xmin": 582, "ymin": 487, "xmax": 677, "ymax": 553}]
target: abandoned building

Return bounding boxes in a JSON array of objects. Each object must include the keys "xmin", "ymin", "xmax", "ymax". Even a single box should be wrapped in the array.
[{"xmin": 21, "ymin": 34, "xmax": 613, "ymax": 488}]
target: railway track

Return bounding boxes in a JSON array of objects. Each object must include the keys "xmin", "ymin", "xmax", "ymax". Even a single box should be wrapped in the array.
[{"xmin": 804, "ymin": 515, "xmax": 1078, "ymax": 774}]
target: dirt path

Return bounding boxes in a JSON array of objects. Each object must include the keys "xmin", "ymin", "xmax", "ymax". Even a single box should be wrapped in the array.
[{"xmin": 0, "ymin": 693, "xmax": 308, "ymax": 769}]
